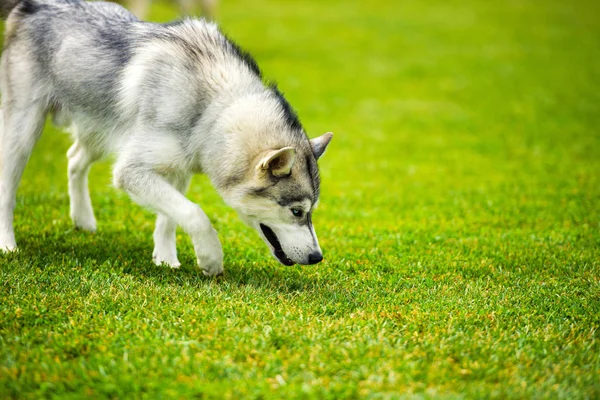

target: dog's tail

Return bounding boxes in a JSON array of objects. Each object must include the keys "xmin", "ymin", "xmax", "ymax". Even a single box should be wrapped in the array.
[{"xmin": 1, "ymin": 0, "xmax": 24, "ymax": 19}]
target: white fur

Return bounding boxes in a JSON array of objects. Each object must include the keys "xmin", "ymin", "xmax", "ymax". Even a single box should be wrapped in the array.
[{"xmin": 67, "ymin": 141, "xmax": 99, "ymax": 231}]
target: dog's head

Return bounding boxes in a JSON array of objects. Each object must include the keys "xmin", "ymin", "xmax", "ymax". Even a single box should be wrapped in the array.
[{"xmin": 223, "ymin": 132, "xmax": 332, "ymax": 266}]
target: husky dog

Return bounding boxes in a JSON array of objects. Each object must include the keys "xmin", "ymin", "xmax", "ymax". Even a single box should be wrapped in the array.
[{"xmin": 0, "ymin": 0, "xmax": 332, "ymax": 276}]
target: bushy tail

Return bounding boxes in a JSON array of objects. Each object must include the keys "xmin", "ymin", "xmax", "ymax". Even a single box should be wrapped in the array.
[{"xmin": 1, "ymin": 0, "xmax": 23, "ymax": 19}]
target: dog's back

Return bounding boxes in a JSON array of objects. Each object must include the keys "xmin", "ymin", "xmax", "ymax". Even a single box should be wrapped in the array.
[
  {"xmin": 4, "ymin": 0, "xmax": 140, "ymax": 125},
  {"xmin": 3, "ymin": 0, "xmax": 263, "ymax": 143}
]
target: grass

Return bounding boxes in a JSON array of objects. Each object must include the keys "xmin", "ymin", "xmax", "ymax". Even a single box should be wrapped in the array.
[{"xmin": 1, "ymin": 0, "xmax": 599, "ymax": 397}]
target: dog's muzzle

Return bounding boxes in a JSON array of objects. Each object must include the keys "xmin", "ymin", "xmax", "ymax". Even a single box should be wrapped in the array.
[{"xmin": 259, "ymin": 223, "xmax": 294, "ymax": 266}]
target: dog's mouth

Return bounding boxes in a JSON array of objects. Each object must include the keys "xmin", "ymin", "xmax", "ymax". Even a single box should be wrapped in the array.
[{"xmin": 259, "ymin": 223, "xmax": 295, "ymax": 266}]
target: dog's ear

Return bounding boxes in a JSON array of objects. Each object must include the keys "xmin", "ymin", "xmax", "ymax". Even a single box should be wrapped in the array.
[
  {"xmin": 257, "ymin": 147, "xmax": 296, "ymax": 177},
  {"xmin": 310, "ymin": 132, "xmax": 333, "ymax": 160}
]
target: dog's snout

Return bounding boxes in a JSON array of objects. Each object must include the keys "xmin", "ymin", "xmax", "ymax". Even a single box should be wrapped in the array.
[{"xmin": 308, "ymin": 251, "xmax": 323, "ymax": 265}]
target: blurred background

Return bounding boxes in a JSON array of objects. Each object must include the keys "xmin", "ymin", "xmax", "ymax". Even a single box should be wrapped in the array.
[
  {"xmin": 0, "ymin": 0, "xmax": 598, "ymax": 268},
  {"xmin": 144, "ymin": 0, "xmax": 600, "ymax": 265},
  {"xmin": 2, "ymin": 0, "xmax": 599, "ymax": 266}
]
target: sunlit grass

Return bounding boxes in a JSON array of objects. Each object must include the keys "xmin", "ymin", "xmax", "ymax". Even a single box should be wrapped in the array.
[{"xmin": 1, "ymin": 0, "xmax": 599, "ymax": 397}]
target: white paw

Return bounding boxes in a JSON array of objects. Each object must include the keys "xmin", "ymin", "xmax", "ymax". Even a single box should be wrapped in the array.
[
  {"xmin": 152, "ymin": 247, "xmax": 181, "ymax": 268},
  {"xmin": 0, "ymin": 242, "xmax": 17, "ymax": 253},
  {"xmin": 196, "ymin": 230, "xmax": 224, "ymax": 276},
  {"xmin": 72, "ymin": 213, "xmax": 97, "ymax": 232},
  {"xmin": 199, "ymin": 256, "xmax": 224, "ymax": 276},
  {"xmin": 0, "ymin": 232, "xmax": 17, "ymax": 253}
]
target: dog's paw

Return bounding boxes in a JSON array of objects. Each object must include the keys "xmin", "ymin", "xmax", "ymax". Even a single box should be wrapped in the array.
[
  {"xmin": 0, "ymin": 243, "xmax": 17, "ymax": 253},
  {"xmin": 152, "ymin": 248, "xmax": 181, "ymax": 269},
  {"xmin": 199, "ymin": 257, "xmax": 224, "ymax": 277},
  {"xmin": 72, "ymin": 214, "xmax": 97, "ymax": 232},
  {"xmin": 0, "ymin": 232, "xmax": 18, "ymax": 253},
  {"xmin": 197, "ymin": 246, "xmax": 224, "ymax": 276},
  {"xmin": 196, "ymin": 231, "xmax": 224, "ymax": 277}
]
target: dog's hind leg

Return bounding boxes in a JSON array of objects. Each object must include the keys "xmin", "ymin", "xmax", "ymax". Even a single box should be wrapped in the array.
[
  {"xmin": 0, "ymin": 102, "xmax": 47, "ymax": 252},
  {"xmin": 67, "ymin": 140, "xmax": 101, "ymax": 231},
  {"xmin": 152, "ymin": 174, "xmax": 191, "ymax": 268}
]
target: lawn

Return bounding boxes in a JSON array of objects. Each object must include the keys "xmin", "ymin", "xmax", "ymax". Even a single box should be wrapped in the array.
[{"xmin": 1, "ymin": 0, "xmax": 599, "ymax": 398}]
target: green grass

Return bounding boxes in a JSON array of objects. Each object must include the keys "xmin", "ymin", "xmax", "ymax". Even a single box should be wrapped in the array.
[{"xmin": 1, "ymin": 0, "xmax": 600, "ymax": 397}]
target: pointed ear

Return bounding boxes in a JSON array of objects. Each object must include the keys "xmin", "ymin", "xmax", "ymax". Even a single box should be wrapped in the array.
[
  {"xmin": 256, "ymin": 147, "xmax": 296, "ymax": 177},
  {"xmin": 310, "ymin": 132, "xmax": 333, "ymax": 159}
]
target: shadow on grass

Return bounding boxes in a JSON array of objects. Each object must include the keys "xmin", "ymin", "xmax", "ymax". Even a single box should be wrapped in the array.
[{"xmin": 5, "ymin": 226, "xmax": 344, "ymax": 299}]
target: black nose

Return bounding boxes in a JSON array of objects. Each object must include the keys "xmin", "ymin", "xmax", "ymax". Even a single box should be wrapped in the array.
[{"xmin": 308, "ymin": 251, "xmax": 323, "ymax": 265}]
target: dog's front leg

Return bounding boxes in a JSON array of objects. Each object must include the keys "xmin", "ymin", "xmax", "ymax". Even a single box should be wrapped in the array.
[
  {"xmin": 114, "ymin": 166, "xmax": 223, "ymax": 276},
  {"xmin": 152, "ymin": 174, "xmax": 191, "ymax": 269},
  {"xmin": 153, "ymin": 214, "xmax": 180, "ymax": 268}
]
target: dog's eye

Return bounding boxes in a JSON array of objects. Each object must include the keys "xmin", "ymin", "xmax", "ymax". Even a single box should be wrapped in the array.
[{"xmin": 290, "ymin": 208, "xmax": 304, "ymax": 218}]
